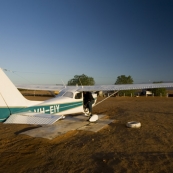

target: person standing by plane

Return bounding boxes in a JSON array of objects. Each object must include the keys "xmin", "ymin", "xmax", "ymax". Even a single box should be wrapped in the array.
[{"xmin": 83, "ymin": 91, "xmax": 94, "ymax": 118}]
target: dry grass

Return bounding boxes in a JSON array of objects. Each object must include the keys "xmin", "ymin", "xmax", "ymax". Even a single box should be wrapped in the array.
[{"xmin": 0, "ymin": 95, "xmax": 173, "ymax": 173}]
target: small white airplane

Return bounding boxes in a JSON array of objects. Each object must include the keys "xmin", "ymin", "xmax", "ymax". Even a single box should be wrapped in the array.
[{"xmin": 0, "ymin": 68, "xmax": 173, "ymax": 124}]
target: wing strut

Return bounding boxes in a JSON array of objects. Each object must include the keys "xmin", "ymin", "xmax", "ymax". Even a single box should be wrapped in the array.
[{"xmin": 94, "ymin": 91, "xmax": 119, "ymax": 107}]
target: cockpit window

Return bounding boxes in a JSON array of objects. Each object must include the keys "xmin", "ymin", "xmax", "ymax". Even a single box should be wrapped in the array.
[
  {"xmin": 63, "ymin": 92, "xmax": 73, "ymax": 98},
  {"xmin": 75, "ymin": 92, "xmax": 82, "ymax": 99}
]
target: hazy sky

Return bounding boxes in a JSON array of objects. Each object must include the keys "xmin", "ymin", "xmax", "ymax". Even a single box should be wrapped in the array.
[{"xmin": 1, "ymin": 0, "xmax": 173, "ymax": 85}]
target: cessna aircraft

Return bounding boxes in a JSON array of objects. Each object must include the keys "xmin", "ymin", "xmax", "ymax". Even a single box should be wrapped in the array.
[{"xmin": 0, "ymin": 68, "xmax": 173, "ymax": 124}]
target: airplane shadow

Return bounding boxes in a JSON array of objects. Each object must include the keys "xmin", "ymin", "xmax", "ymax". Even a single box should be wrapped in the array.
[{"xmin": 15, "ymin": 126, "xmax": 42, "ymax": 135}]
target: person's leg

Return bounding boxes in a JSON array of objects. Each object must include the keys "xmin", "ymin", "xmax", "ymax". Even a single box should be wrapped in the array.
[{"xmin": 88, "ymin": 100, "xmax": 94, "ymax": 116}]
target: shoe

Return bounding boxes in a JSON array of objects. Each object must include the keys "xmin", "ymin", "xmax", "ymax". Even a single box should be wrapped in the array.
[
  {"xmin": 87, "ymin": 114, "xmax": 92, "ymax": 121},
  {"xmin": 85, "ymin": 112, "xmax": 91, "ymax": 117}
]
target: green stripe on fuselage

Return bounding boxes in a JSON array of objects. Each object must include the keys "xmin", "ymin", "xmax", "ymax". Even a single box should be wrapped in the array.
[
  {"xmin": 0, "ymin": 107, "xmax": 25, "ymax": 122},
  {"xmin": 0, "ymin": 101, "xmax": 83, "ymax": 122},
  {"xmin": 24, "ymin": 101, "xmax": 83, "ymax": 114}
]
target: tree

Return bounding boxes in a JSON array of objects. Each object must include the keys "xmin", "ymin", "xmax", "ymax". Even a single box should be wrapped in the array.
[
  {"xmin": 115, "ymin": 75, "xmax": 134, "ymax": 96},
  {"xmin": 151, "ymin": 81, "xmax": 166, "ymax": 96},
  {"xmin": 115, "ymin": 75, "xmax": 133, "ymax": 84},
  {"xmin": 67, "ymin": 74, "xmax": 95, "ymax": 86}
]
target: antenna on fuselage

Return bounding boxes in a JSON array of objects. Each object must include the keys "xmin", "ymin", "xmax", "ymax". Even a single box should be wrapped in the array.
[
  {"xmin": 78, "ymin": 77, "xmax": 83, "ymax": 88},
  {"xmin": 61, "ymin": 79, "xmax": 66, "ymax": 88}
]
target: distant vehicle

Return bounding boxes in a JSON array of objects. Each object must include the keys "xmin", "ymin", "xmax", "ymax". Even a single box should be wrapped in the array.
[{"xmin": 141, "ymin": 89, "xmax": 152, "ymax": 96}]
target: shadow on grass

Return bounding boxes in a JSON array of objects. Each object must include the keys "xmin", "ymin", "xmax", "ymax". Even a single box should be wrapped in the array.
[{"xmin": 15, "ymin": 125, "xmax": 42, "ymax": 135}]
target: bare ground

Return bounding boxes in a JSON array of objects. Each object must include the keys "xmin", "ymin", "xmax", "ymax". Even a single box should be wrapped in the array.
[{"xmin": 0, "ymin": 96, "xmax": 173, "ymax": 173}]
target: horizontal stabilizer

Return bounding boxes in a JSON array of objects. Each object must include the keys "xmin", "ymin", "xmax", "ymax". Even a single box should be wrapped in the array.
[{"xmin": 4, "ymin": 112, "xmax": 63, "ymax": 125}]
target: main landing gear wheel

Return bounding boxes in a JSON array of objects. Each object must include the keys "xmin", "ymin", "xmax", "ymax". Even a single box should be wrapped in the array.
[{"xmin": 59, "ymin": 115, "xmax": 65, "ymax": 120}]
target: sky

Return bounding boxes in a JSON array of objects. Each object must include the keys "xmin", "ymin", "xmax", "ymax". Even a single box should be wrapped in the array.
[{"xmin": 0, "ymin": 0, "xmax": 173, "ymax": 85}]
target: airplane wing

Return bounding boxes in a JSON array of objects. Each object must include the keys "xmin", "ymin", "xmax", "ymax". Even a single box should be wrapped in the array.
[
  {"xmin": 78, "ymin": 83, "xmax": 173, "ymax": 91},
  {"xmin": 4, "ymin": 112, "xmax": 63, "ymax": 125},
  {"xmin": 16, "ymin": 83, "xmax": 173, "ymax": 92}
]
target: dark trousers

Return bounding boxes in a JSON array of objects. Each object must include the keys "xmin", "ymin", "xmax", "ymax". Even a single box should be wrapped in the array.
[{"xmin": 87, "ymin": 100, "xmax": 94, "ymax": 114}]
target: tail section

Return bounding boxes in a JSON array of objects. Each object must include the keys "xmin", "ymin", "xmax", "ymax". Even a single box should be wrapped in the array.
[
  {"xmin": 0, "ymin": 68, "xmax": 40, "ymax": 121},
  {"xmin": 0, "ymin": 94, "xmax": 11, "ymax": 121}
]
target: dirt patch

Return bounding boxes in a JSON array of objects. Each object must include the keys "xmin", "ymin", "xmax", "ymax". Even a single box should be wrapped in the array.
[{"xmin": 0, "ymin": 96, "xmax": 173, "ymax": 173}]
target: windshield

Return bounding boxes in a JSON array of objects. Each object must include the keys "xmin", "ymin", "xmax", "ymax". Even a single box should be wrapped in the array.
[
  {"xmin": 57, "ymin": 90, "xmax": 74, "ymax": 98},
  {"xmin": 63, "ymin": 92, "xmax": 73, "ymax": 98},
  {"xmin": 57, "ymin": 90, "xmax": 67, "ymax": 96}
]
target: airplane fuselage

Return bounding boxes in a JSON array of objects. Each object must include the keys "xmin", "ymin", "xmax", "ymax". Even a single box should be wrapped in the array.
[{"xmin": 0, "ymin": 90, "xmax": 97, "ymax": 122}]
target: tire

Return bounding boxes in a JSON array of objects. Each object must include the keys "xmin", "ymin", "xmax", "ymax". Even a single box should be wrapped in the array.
[{"xmin": 126, "ymin": 121, "xmax": 141, "ymax": 128}]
